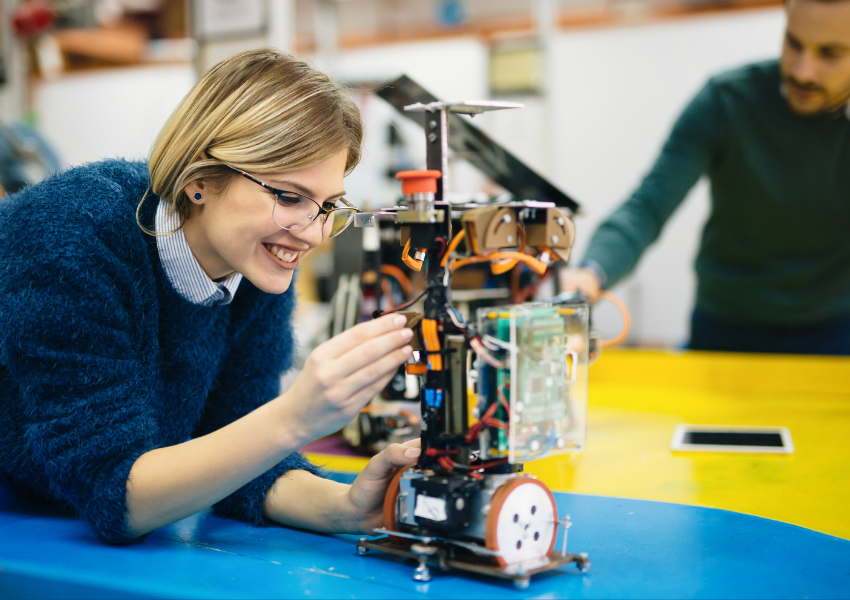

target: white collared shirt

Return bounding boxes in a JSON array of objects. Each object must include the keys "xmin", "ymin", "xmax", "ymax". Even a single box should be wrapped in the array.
[{"xmin": 155, "ymin": 199, "xmax": 242, "ymax": 306}]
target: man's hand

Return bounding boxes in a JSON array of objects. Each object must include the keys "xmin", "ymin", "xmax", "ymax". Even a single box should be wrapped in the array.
[
  {"xmin": 558, "ymin": 267, "xmax": 603, "ymax": 304},
  {"xmin": 345, "ymin": 438, "xmax": 421, "ymax": 534}
]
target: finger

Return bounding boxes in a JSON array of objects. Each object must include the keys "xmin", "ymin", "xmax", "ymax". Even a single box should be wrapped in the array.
[
  {"xmin": 341, "ymin": 360, "xmax": 408, "ymax": 414},
  {"xmin": 400, "ymin": 438, "xmax": 421, "ymax": 448},
  {"xmin": 332, "ymin": 327, "xmax": 414, "ymax": 380},
  {"xmin": 327, "ymin": 313, "xmax": 409, "ymax": 358},
  {"xmin": 333, "ymin": 345, "xmax": 413, "ymax": 400},
  {"xmin": 359, "ymin": 443, "xmax": 421, "ymax": 483}
]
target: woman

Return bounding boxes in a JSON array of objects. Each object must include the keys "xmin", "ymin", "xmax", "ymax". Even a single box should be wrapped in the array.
[{"xmin": 0, "ymin": 49, "xmax": 418, "ymax": 543}]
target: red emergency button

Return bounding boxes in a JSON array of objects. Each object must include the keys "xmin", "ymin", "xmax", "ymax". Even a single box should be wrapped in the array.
[{"xmin": 395, "ymin": 170, "xmax": 441, "ymax": 195}]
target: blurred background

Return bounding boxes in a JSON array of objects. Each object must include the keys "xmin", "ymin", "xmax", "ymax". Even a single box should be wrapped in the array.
[{"xmin": 0, "ymin": 0, "xmax": 785, "ymax": 349}]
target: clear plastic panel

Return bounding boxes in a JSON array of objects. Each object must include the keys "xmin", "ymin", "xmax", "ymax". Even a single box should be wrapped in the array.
[{"xmin": 475, "ymin": 301, "xmax": 589, "ymax": 463}]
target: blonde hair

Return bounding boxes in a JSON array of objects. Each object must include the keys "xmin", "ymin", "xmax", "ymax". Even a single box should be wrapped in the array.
[{"xmin": 143, "ymin": 48, "xmax": 362, "ymax": 232}]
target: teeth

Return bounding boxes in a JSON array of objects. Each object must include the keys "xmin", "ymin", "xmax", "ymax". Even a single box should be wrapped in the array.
[{"xmin": 267, "ymin": 244, "xmax": 297, "ymax": 263}]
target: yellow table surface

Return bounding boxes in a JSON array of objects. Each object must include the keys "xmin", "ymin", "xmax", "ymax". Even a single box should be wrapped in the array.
[{"xmin": 306, "ymin": 349, "xmax": 850, "ymax": 540}]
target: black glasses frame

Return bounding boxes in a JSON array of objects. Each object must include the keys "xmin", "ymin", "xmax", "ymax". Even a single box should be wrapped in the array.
[{"xmin": 223, "ymin": 164, "xmax": 359, "ymax": 237}]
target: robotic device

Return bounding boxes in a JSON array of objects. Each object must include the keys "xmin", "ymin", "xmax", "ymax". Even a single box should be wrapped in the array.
[{"xmin": 354, "ymin": 99, "xmax": 591, "ymax": 588}]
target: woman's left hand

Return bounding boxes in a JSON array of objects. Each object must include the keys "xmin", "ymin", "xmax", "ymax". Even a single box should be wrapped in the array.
[{"xmin": 345, "ymin": 438, "xmax": 421, "ymax": 534}]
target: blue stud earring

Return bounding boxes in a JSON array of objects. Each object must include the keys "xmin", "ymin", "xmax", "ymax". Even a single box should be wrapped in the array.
[{"xmin": 194, "ymin": 192, "xmax": 202, "ymax": 200}]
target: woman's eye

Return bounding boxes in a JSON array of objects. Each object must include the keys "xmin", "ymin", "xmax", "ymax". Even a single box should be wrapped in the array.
[{"xmin": 276, "ymin": 193, "xmax": 303, "ymax": 207}]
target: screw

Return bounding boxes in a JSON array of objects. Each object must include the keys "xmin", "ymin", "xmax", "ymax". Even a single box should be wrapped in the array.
[
  {"xmin": 428, "ymin": 133, "xmax": 437, "ymax": 142},
  {"xmin": 429, "ymin": 120, "xmax": 437, "ymax": 129},
  {"xmin": 514, "ymin": 578, "xmax": 530, "ymax": 590},
  {"xmin": 557, "ymin": 217, "xmax": 565, "ymax": 226},
  {"xmin": 455, "ymin": 497, "xmax": 465, "ymax": 510},
  {"xmin": 503, "ymin": 214, "xmax": 512, "ymax": 224},
  {"xmin": 506, "ymin": 235, "xmax": 513, "ymax": 244},
  {"xmin": 551, "ymin": 235, "xmax": 559, "ymax": 244}
]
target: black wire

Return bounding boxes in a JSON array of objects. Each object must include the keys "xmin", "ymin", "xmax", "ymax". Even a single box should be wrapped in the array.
[{"xmin": 372, "ymin": 283, "xmax": 440, "ymax": 318}]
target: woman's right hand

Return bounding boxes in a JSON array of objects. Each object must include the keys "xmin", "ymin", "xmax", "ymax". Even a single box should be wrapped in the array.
[{"xmin": 277, "ymin": 313, "xmax": 414, "ymax": 446}]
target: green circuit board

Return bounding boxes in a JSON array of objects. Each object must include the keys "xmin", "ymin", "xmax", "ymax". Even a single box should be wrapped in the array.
[{"xmin": 477, "ymin": 303, "xmax": 588, "ymax": 462}]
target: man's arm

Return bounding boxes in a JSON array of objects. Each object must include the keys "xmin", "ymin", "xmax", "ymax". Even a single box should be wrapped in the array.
[{"xmin": 562, "ymin": 78, "xmax": 729, "ymax": 295}]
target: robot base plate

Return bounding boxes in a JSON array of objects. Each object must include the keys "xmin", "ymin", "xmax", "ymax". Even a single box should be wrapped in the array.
[{"xmin": 356, "ymin": 535, "xmax": 590, "ymax": 589}]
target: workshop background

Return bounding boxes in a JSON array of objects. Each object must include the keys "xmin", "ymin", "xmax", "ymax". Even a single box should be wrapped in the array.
[
  {"xmin": 4, "ymin": 3, "xmax": 850, "ymax": 598},
  {"xmin": 0, "ymin": 0, "xmax": 784, "ymax": 349}
]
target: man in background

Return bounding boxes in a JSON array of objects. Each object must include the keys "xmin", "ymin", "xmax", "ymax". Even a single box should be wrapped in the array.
[{"xmin": 560, "ymin": 0, "xmax": 850, "ymax": 355}]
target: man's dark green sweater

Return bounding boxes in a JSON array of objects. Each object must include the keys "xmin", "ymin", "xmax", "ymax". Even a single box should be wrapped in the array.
[{"xmin": 583, "ymin": 60, "xmax": 850, "ymax": 328}]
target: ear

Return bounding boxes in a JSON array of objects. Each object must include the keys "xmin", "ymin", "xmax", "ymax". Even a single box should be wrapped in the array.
[{"xmin": 184, "ymin": 180, "xmax": 207, "ymax": 205}]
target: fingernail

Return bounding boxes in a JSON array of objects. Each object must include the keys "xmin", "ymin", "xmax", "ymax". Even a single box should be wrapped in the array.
[
  {"xmin": 393, "ymin": 315, "xmax": 407, "ymax": 327},
  {"xmin": 404, "ymin": 447, "xmax": 421, "ymax": 459},
  {"xmin": 400, "ymin": 328, "xmax": 413, "ymax": 340},
  {"xmin": 402, "ymin": 345, "xmax": 413, "ymax": 355}
]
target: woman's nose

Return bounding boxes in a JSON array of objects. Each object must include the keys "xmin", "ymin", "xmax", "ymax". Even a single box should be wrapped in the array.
[{"xmin": 290, "ymin": 216, "xmax": 325, "ymax": 247}]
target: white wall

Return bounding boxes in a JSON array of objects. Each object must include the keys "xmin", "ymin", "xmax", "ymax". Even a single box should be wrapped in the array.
[
  {"xmin": 326, "ymin": 37, "xmax": 491, "ymax": 212},
  {"xmin": 35, "ymin": 63, "xmax": 196, "ymax": 167}
]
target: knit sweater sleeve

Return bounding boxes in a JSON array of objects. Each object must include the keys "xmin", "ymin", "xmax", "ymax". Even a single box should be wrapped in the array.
[
  {"xmin": 582, "ymin": 78, "xmax": 728, "ymax": 288},
  {"xmin": 194, "ymin": 282, "xmax": 324, "ymax": 526},
  {"xmin": 0, "ymin": 172, "xmax": 159, "ymax": 544}
]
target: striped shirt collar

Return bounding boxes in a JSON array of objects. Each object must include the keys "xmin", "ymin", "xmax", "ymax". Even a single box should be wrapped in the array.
[{"xmin": 155, "ymin": 199, "xmax": 242, "ymax": 306}]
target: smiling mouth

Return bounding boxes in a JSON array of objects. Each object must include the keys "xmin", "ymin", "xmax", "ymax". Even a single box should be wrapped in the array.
[{"xmin": 263, "ymin": 243, "xmax": 301, "ymax": 265}]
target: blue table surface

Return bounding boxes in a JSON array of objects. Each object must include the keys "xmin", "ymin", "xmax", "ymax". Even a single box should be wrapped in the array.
[{"xmin": 1, "ymin": 472, "xmax": 849, "ymax": 599}]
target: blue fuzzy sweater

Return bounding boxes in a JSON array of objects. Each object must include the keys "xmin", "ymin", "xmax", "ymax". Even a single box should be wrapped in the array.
[{"xmin": 0, "ymin": 159, "xmax": 320, "ymax": 543}]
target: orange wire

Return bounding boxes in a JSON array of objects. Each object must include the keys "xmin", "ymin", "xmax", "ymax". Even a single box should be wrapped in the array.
[
  {"xmin": 490, "ymin": 224, "xmax": 526, "ymax": 275},
  {"xmin": 421, "ymin": 318, "xmax": 443, "ymax": 371},
  {"xmin": 379, "ymin": 264, "xmax": 413, "ymax": 297},
  {"xmin": 598, "ymin": 291, "xmax": 632, "ymax": 349},
  {"xmin": 451, "ymin": 252, "xmax": 547, "ymax": 276},
  {"xmin": 440, "ymin": 230, "xmax": 466, "ymax": 267},
  {"xmin": 401, "ymin": 239, "xmax": 424, "ymax": 272}
]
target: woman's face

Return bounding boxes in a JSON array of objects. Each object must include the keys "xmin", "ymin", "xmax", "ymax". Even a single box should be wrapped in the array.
[{"xmin": 182, "ymin": 149, "xmax": 348, "ymax": 295}]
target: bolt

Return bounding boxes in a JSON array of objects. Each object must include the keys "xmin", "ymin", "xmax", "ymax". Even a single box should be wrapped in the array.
[
  {"xmin": 503, "ymin": 214, "xmax": 512, "ymax": 224},
  {"xmin": 514, "ymin": 578, "xmax": 530, "ymax": 590},
  {"xmin": 455, "ymin": 497, "xmax": 465, "ymax": 510},
  {"xmin": 506, "ymin": 235, "xmax": 513, "ymax": 244},
  {"xmin": 557, "ymin": 217, "xmax": 565, "ymax": 226},
  {"xmin": 429, "ymin": 120, "xmax": 437, "ymax": 129},
  {"xmin": 551, "ymin": 235, "xmax": 559, "ymax": 244},
  {"xmin": 428, "ymin": 133, "xmax": 437, "ymax": 142}
]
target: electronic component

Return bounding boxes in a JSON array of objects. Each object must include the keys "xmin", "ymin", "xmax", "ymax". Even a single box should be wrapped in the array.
[
  {"xmin": 476, "ymin": 301, "xmax": 589, "ymax": 463},
  {"xmin": 353, "ymin": 91, "xmax": 591, "ymax": 588}
]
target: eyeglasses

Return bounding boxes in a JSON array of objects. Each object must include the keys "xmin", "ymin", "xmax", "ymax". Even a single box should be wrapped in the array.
[{"xmin": 224, "ymin": 164, "xmax": 359, "ymax": 238}]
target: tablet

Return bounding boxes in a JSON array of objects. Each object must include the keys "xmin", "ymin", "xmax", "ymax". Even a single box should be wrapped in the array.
[{"xmin": 670, "ymin": 425, "xmax": 794, "ymax": 454}]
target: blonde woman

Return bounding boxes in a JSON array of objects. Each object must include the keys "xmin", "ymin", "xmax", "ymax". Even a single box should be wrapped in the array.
[{"xmin": 0, "ymin": 49, "xmax": 419, "ymax": 543}]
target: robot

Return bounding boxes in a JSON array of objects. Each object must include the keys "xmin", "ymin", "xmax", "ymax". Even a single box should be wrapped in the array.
[{"xmin": 353, "ymin": 98, "xmax": 592, "ymax": 589}]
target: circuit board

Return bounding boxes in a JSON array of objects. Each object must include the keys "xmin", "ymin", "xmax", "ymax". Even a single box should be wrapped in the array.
[{"xmin": 477, "ymin": 303, "xmax": 588, "ymax": 462}]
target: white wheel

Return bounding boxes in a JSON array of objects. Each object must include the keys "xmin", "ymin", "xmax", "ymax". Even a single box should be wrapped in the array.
[{"xmin": 485, "ymin": 477, "xmax": 557, "ymax": 566}]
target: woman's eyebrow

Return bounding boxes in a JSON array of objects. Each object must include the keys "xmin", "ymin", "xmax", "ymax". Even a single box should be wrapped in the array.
[{"xmin": 267, "ymin": 179, "xmax": 345, "ymax": 200}]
